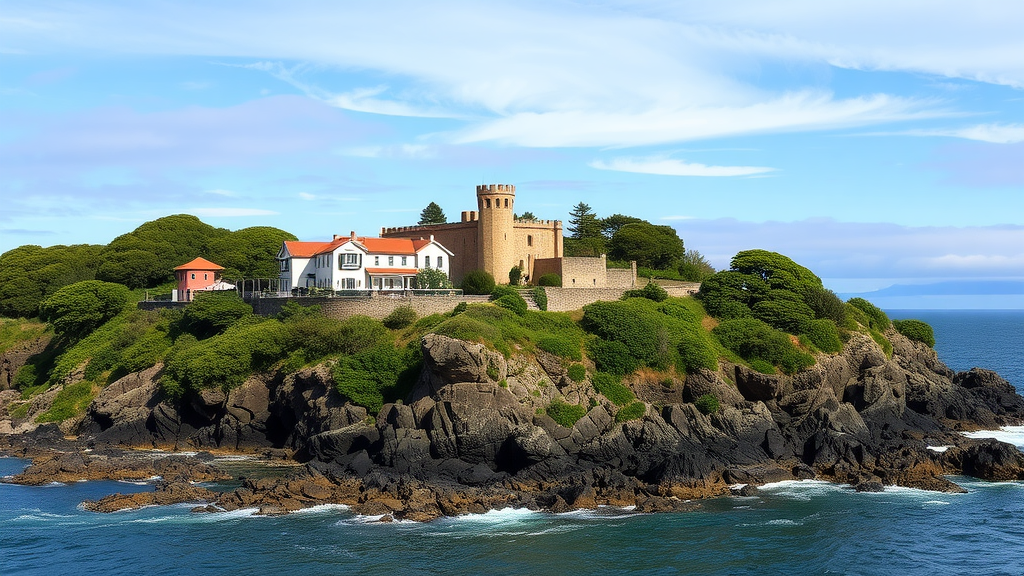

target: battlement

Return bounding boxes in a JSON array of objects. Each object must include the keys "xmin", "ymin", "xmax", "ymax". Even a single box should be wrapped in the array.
[{"xmin": 476, "ymin": 184, "xmax": 515, "ymax": 195}]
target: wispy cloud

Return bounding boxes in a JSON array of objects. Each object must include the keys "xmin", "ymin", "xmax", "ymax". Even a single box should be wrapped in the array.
[
  {"xmin": 335, "ymin": 143, "xmax": 437, "ymax": 159},
  {"xmin": 188, "ymin": 207, "xmax": 277, "ymax": 217},
  {"xmin": 591, "ymin": 156, "xmax": 776, "ymax": 177},
  {"xmin": 907, "ymin": 123, "xmax": 1024, "ymax": 144},
  {"xmin": 298, "ymin": 192, "xmax": 316, "ymax": 200},
  {"xmin": 205, "ymin": 188, "xmax": 237, "ymax": 197}
]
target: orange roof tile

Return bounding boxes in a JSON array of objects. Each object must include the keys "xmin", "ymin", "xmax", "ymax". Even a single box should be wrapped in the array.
[
  {"xmin": 312, "ymin": 237, "xmax": 351, "ymax": 255},
  {"xmin": 174, "ymin": 257, "xmax": 224, "ymax": 271},
  {"xmin": 284, "ymin": 241, "xmax": 331, "ymax": 258},
  {"xmin": 359, "ymin": 237, "xmax": 418, "ymax": 255},
  {"xmin": 365, "ymin": 268, "xmax": 419, "ymax": 275}
]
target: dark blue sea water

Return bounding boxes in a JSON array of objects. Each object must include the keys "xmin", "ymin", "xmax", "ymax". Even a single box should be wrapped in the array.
[{"xmin": 2, "ymin": 311, "xmax": 1023, "ymax": 576}]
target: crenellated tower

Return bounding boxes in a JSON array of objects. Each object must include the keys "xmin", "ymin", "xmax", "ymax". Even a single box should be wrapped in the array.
[{"xmin": 476, "ymin": 184, "xmax": 516, "ymax": 280}]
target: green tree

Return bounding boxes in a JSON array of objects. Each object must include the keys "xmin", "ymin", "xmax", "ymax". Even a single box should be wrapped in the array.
[
  {"xmin": 509, "ymin": 265, "xmax": 523, "ymax": 286},
  {"xmin": 418, "ymin": 202, "xmax": 447, "ymax": 225},
  {"xmin": 176, "ymin": 293, "xmax": 253, "ymax": 339},
  {"xmin": 461, "ymin": 270, "xmax": 496, "ymax": 295},
  {"xmin": 98, "ymin": 215, "xmax": 229, "ymax": 288},
  {"xmin": 608, "ymin": 222, "xmax": 685, "ymax": 270},
  {"xmin": 0, "ymin": 244, "xmax": 104, "ymax": 318},
  {"xmin": 39, "ymin": 280, "xmax": 132, "ymax": 338},
  {"xmin": 568, "ymin": 202, "xmax": 602, "ymax": 239},
  {"xmin": 677, "ymin": 249, "xmax": 716, "ymax": 282},
  {"xmin": 415, "ymin": 267, "xmax": 453, "ymax": 289},
  {"xmin": 209, "ymin": 226, "xmax": 297, "ymax": 279},
  {"xmin": 601, "ymin": 214, "xmax": 644, "ymax": 238},
  {"xmin": 517, "ymin": 211, "xmax": 537, "ymax": 221},
  {"xmin": 95, "ymin": 249, "xmax": 165, "ymax": 290}
]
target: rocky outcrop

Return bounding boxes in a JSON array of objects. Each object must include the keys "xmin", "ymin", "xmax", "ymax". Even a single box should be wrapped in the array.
[{"xmin": 7, "ymin": 450, "xmax": 230, "ymax": 486}]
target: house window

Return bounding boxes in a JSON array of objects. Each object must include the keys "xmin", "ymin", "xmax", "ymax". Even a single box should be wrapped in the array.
[
  {"xmin": 280, "ymin": 260, "xmax": 289, "ymax": 272},
  {"xmin": 401, "ymin": 256, "xmax": 407, "ymax": 266},
  {"xmin": 425, "ymin": 255, "xmax": 431, "ymax": 268},
  {"xmin": 374, "ymin": 256, "xmax": 380, "ymax": 266},
  {"xmin": 437, "ymin": 256, "xmax": 443, "ymax": 269},
  {"xmin": 388, "ymin": 256, "xmax": 394, "ymax": 266},
  {"xmin": 191, "ymin": 273, "xmax": 195, "ymax": 280},
  {"xmin": 204, "ymin": 273, "xmax": 208, "ymax": 280},
  {"xmin": 340, "ymin": 253, "xmax": 359, "ymax": 269},
  {"xmin": 527, "ymin": 235, "xmax": 533, "ymax": 247},
  {"xmin": 345, "ymin": 278, "xmax": 355, "ymax": 289}
]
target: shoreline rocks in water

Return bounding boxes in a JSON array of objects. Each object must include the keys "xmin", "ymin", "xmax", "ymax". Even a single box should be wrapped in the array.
[{"xmin": 3, "ymin": 326, "xmax": 1024, "ymax": 521}]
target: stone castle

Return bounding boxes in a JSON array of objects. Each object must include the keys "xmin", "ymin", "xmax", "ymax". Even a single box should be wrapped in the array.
[{"xmin": 381, "ymin": 184, "xmax": 635, "ymax": 289}]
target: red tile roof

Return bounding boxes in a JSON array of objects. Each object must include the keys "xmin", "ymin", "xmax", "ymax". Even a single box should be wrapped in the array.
[
  {"xmin": 364, "ymin": 268, "xmax": 419, "ymax": 275},
  {"xmin": 359, "ymin": 237, "xmax": 418, "ymax": 255},
  {"xmin": 174, "ymin": 257, "xmax": 224, "ymax": 271},
  {"xmin": 283, "ymin": 241, "xmax": 330, "ymax": 258}
]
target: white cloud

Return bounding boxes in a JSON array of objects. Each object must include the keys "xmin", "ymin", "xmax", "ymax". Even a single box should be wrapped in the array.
[
  {"xmin": 591, "ymin": 156, "xmax": 775, "ymax": 177},
  {"xmin": 204, "ymin": 188, "xmax": 236, "ymax": 196},
  {"xmin": 923, "ymin": 253, "xmax": 1024, "ymax": 269},
  {"xmin": 335, "ymin": 143, "xmax": 437, "ymax": 159},
  {"xmin": 909, "ymin": 123, "xmax": 1024, "ymax": 144},
  {"xmin": 298, "ymin": 192, "xmax": 316, "ymax": 200},
  {"xmin": 188, "ymin": 207, "xmax": 277, "ymax": 217}
]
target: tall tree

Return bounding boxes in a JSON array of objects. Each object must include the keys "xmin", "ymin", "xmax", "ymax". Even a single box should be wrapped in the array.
[
  {"xmin": 516, "ymin": 211, "xmax": 537, "ymax": 221},
  {"xmin": 601, "ymin": 214, "xmax": 645, "ymax": 238},
  {"xmin": 418, "ymin": 202, "xmax": 447, "ymax": 225},
  {"xmin": 568, "ymin": 202, "xmax": 602, "ymax": 239}
]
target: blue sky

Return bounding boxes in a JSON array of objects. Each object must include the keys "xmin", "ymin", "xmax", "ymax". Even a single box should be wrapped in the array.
[{"xmin": 2, "ymin": 1, "xmax": 1022, "ymax": 307}]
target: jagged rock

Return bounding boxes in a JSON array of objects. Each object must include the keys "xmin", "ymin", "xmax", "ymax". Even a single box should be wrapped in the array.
[
  {"xmin": 946, "ymin": 440, "xmax": 1024, "ymax": 481},
  {"xmin": 733, "ymin": 365, "xmax": 784, "ymax": 401}
]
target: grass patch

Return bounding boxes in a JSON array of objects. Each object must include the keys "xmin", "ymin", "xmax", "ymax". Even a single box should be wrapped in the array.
[
  {"xmin": 591, "ymin": 372, "xmax": 635, "ymax": 406},
  {"xmin": 0, "ymin": 318, "xmax": 48, "ymax": 354},
  {"xmin": 36, "ymin": 381, "xmax": 95, "ymax": 423},
  {"xmin": 546, "ymin": 399, "xmax": 587, "ymax": 427},
  {"xmin": 615, "ymin": 401, "xmax": 646, "ymax": 422}
]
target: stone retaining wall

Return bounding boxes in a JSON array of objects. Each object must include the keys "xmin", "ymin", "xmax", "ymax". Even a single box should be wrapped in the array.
[{"xmin": 251, "ymin": 294, "xmax": 491, "ymax": 320}]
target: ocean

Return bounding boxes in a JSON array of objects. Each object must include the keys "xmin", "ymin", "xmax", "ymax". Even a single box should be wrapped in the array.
[{"xmin": 2, "ymin": 310, "xmax": 1023, "ymax": 576}]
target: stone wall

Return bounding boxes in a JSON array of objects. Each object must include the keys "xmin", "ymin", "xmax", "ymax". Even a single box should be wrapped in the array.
[
  {"xmin": 543, "ymin": 287, "xmax": 634, "ymax": 312},
  {"xmin": 663, "ymin": 283, "xmax": 701, "ymax": 297},
  {"xmin": 561, "ymin": 256, "xmax": 612, "ymax": 288},
  {"xmin": 381, "ymin": 221, "xmax": 478, "ymax": 285},
  {"xmin": 251, "ymin": 294, "xmax": 490, "ymax": 320},
  {"xmin": 606, "ymin": 264, "xmax": 638, "ymax": 289}
]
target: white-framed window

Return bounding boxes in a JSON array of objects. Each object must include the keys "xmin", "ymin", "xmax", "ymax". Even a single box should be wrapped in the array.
[
  {"xmin": 401, "ymin": 256, "xmax": 407, "ymax": 266},
  {"xmin": 374, "ymin": 256, "xmax": 380, "ymax": 266},
  {"xmin": 388, "ymin": 256, "xmax": 394, "ymax": 266},
  {"xmin": 280, "ymin": 259, "xmax": 289, "ymax": 272},
  {"xmin": 340, "ymin": 253, "xmax": 360, "ymax": 269},
  {"xmin": 345, "ymin": 278, "xmax": 355, "ymax": 289},
  {"xmin": 191, "ymin": 273, "xmax": 195, "ymax": 280},
  {"xmin": 424, "ymin": 255, "xmax": 431, "ymax": 268},
  {"xmin": 437, "ymin": 256, "xmax": 443, "ymax": 269}
]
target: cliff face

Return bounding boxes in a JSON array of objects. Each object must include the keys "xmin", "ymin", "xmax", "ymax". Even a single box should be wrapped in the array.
[{"xmin": 67, "ymin": 326, "xmax": 1024, "ymax": 503}]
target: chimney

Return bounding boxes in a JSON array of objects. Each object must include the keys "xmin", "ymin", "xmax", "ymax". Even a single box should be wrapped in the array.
[
  {"xmin": 333, "ymin": 234, "xmax": 340, "ymax": 240},
  {"xmin": 430, "ymin": 235, "xmax": 434, "ymax": 242},
  {"xmin": 350, "ymin": 231, "xmax": 357, "ymax": 241}
]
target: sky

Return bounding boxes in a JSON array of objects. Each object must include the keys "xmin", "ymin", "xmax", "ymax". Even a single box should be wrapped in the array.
[{"xmin": 1, "ymin": 1, "xmax": 1022, "ymax": 308}]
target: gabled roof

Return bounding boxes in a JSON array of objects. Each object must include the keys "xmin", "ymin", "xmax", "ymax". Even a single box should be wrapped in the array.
[
  {"xmin": 359, "ymin": 237, "xmax": 418, "ymax": 255},
  {"xmin": 174, "ymin": 257, "xmax": 224, "ymax": 271},
  {"xmin": 365, "ymin": 268, "xmax": 419, "ymax": 275},
  {"xmin": 282, "ymin": 241, "xmax": 330, "ymax": 258}
]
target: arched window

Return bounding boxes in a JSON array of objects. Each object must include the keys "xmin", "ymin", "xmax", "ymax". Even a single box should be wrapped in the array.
[
  {"xmin": 486, "ymin": 198, "xmax": 491, "ymax": 208},
  {"xmin": 191, "ymin": 273, "xmax": 195, "ymax": 280}
]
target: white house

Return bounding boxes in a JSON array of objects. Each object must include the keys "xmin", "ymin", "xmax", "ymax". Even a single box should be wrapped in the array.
[{"xmin": 277, "ymin": 232, "xmax": 453, "ymax": 292}]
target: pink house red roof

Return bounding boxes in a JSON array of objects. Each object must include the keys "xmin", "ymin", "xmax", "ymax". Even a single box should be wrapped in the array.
[{"xmin": 174, "ymin": 257, "xmax": 224, "ymax": 271}]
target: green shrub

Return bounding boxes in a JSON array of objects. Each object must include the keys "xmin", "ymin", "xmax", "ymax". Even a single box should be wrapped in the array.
[
  {"xmin": 162, "ymin": 320, "xmax": 286, "ymax": 395},
  {"xmin": 451, "ymin": 302, "xmax": 468, "ymax": 316},
  {"xmin": 433, "ymin": 314, "xmax": 502, "ymax": 347},
  {"xmin": 110, "ymin": 330, "xmax": 171, "ymax": 378},
  {"xmin": 285, "ymin": 315, "xmax": 391, "ymax": 361},
  {"xmin": 177, "ymin": 293, "xmax": 252, "ymax": 339},
  {"xmin": 567, "ymin": 363, "xmax": 587, "ymax": 382},
  {"xmin": 39, "ymin": 280, "xmax": 132, "ymax": 338},
  {"xmin": 848, "ymin": 297, "xmax": 890, "ymax": 330},
  {"xmin": 804, "ymin": 319, "xmax": 843, "ymax": 354},
  {"xmin": 712, "ymin": 318, "xmax": 814, "ymax": 375},
  {"xmin": 461, "ymin": 270, "xmax": 496, "ymax": 295},
  {"xmin": 276, "ymin": 301, "xmax": 321, "ymax": 322},
  {"xmin": 749, "ymin": 358, "xmax": 776, "ymax": 374},
  {"xmin": 508, "ymin": 265, "xmax": 523, "ymax": 286},
  {"xmin": 751, "ymin": 298, "xmax": 814, "ymax": 334},
  {"xmin": 537, "ymin": 273, "xmax": 561, "ymax": 287},
  {"xmin": 591, "ymin": 372, "xmax": 635, "ymax": 406},
  {"xmin": 494, "ymin": 294, "xmax": 528, "ymax": 316},
  {"xmin": 532, "ymin": 286, "xmax": 548, "ymax": 311},
  {"xmin": 804, "ymin": 286, "xmax": 847, "ymax": 325},
  {"xmin": 694, "ymin": 393, "xmax": 719, "ymax": 415},
  {"xmin": 489, "ymin": 285, "xmax": 519, "ymax": 301},
  {"xmin": 615, "ymin": 401, "xmax": 646, "ymax": 422},
  {"xmin": 546, "ymin": 399, "xmax": 587, "ymax": 427},
  {"xmin": 36, "ymin": 381, "xmax": 94, "ymax": 422},
  {"xmin": 677, "ymin": 328, "xmax": 719, "ymax": 373},
  {"xmin": 581, "ymin": 300, "xmax": 676, "ymax": 370},
  {"xmin": 869, "ymin": 329, "xmax": 893, "ymax": 357},
  {"xmin": 414, "ymin": 313, "xmax": 446, "ymax": 329},
  {"xmin": 332, "ymin": 344, "xmax": 419, "ymax": 415},
  {"xmin": 623, "ymin": 282, "xmax": 668, "ymax": 302},
  {"xmin": 383, "ymin": 306, "xmax": 417, "ymax": 330},
  {"xmin": 415, "ymin": 267, "xmax": 453, "ymax": 289},
  {"xmin": 893, "ymin": 319, "xmax": 935, "ymax": 348},
  {"xmin": 538, "ymin": 335, "xmax": 582, "ymax": 360},
  {"xmin": 586, "ymin": 338, "xmax": 639, "ymax": 376},
  {"xmin": 13, "ymin": 364, "xmax": 39, "ymax": 390}
]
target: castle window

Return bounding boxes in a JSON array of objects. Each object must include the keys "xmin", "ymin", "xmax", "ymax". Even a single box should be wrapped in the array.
[
  {"xmin": 527, "ymin": 235, "xmax": 533, "ymax": 247},
  {"xmin": 486, "ymin": 198, "xmax": 491, "ymax": 209},
  {"xmin": 504, "ymin": 198, "xmax": 508, "ymax": 208}
]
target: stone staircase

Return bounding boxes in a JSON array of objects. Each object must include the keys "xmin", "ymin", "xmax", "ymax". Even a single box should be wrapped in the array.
[{"xmin": 516, "ymin": 288, "xmax": 541, "ymax": 311}]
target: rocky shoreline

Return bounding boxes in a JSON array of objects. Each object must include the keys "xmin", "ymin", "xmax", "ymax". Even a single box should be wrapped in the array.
[{"xmin": 3, "ymin": 327, "xmax": 1024, "ymax": 522}]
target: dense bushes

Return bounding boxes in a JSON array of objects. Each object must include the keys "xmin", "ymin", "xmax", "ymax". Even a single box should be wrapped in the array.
[
  {"xmin": 694, "ymin": 393, "xmax": 719, "ymax": 415},
  {"xmin": 546, "ymin": 399, "xmax": 587, "ymax": 427},
  {"xmin": 331, "ymin": 344, "xmax": 419, "ymax": 414},
  {"xmin": 176, "ymin": 293, "xmax": 252, "ymax": 339},
  {"xmin": 538, "ymin": 335, "xmax": 583, "ymax": 361},
  {"xmin": 848, "ymin": 298, "xmax": 890, "ymax": 331},
  {"xmin": 804, "ymin": 318, "xmax": 843, "ymax": 353},
  {"xmin": 162, "ymin": 320, "xmax": 286, "ymax": 396},
  {"xmin": 537, "ymin": 273, "xmax": 562, "ymax": 287},
  {"xmin": 39, "ymin": 281, "xmax": 132, "ymax": 338},
  {"xmin": 712, "ymin": 318, "xmax": 814, "ymax": 375},
  {"xmin": 532, "ymin": 287, "xmax": 548, "ymax": 311},
  {"xmin": 615, "ymin": 401, "xmax": 646, "ymax": 422},
  {"xmin": 461, "ymin": 270, "xmax": 496, "ymax": 295},
  {"xmin": 893, "ymin": 319, "xmax": 935, "ymax": 348},
  {"xmin": 489, "ymin": 287, "xmax": 528, "ymax": 317},
  {"xmin": 623, "ymin": 282, "xmax": 668, "ymax": 302},
  {"xmin": 567, "ymin": 363, "xmax": 587, "ymax": 382},
  {"xmin": 383, "ymin": 306, "xmax": 417, "ymax": 329},
  {"xmin": 591, "ymin": 372, "xmax": 635, "ymax": 406}
]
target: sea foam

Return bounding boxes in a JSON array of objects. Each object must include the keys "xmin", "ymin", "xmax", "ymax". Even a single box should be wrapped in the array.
[{"xmin": 962, "ymin": 426, "xmax": 1024, "ymax": 450}]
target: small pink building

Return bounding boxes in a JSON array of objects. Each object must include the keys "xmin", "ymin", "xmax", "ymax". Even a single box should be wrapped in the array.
[{"xmin": 174, "ymin": 257, "xmax": 225, "ymax": 302}]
